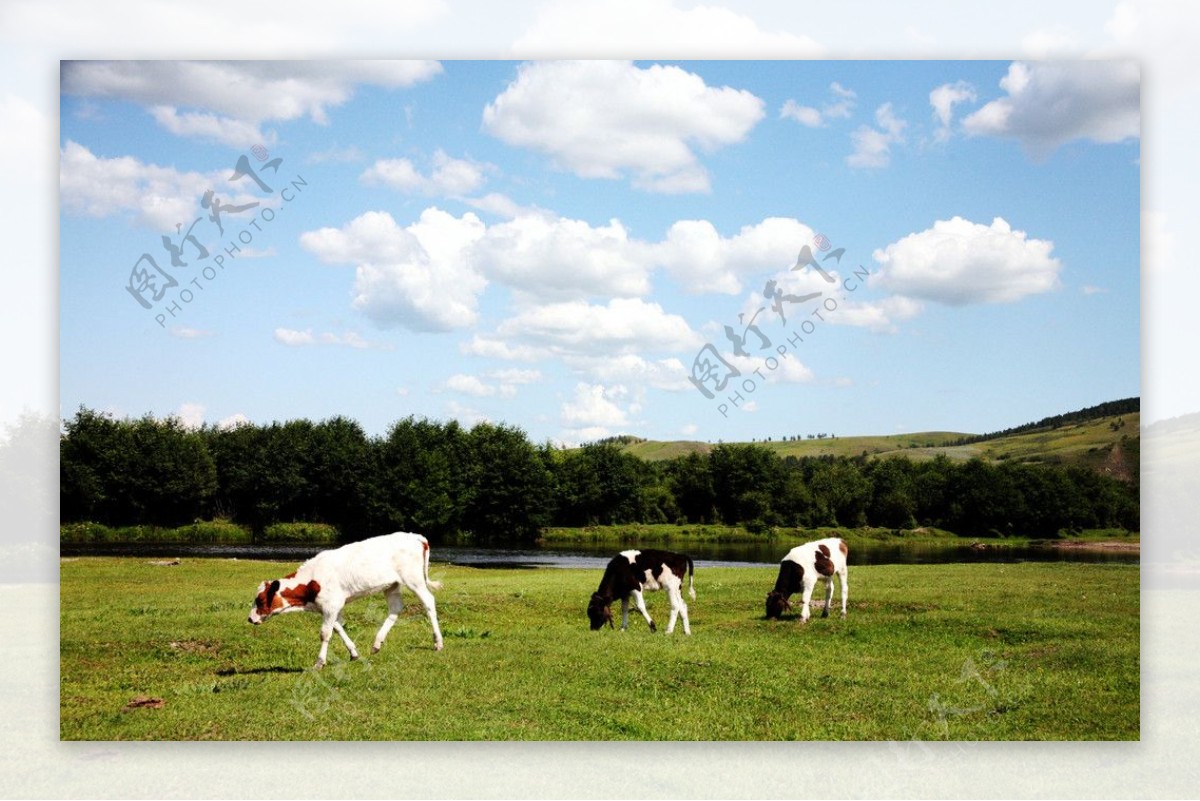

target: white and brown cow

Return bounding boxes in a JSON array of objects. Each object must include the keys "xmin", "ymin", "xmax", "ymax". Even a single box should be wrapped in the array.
[
  {"xmin": 248, "ymin": 531, "xmax": 444, "ymax": 668},
  {"xmin": 764, "ymin": 537, "xmax": 849, "ymax": 623},
  {"xmin": 588, "ymin": 549, "xmax": 695, "ymax": 635}
]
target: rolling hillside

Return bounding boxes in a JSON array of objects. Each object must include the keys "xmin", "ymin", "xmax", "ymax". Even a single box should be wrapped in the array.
[{"xmin": 614, "ymin": 401, "xmax": 1140, "ymax": 482}]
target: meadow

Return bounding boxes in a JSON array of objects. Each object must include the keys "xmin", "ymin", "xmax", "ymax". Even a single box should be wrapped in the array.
[{"xmin": 60, "ymin": 557, "xmax": 1139, "ymax": 741}]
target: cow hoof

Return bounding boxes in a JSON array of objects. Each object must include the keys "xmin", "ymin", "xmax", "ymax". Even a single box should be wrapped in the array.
[
  {"xmin": 434, "ymin": 642, "xmax": 444, "ymax": 652},
  {"xmin": 371, "ymin": 645, "xmax": 382, "ymax": 654},
  {"xmin": 350, "ymin": 652, "xmax": 360, "ymax": 661},
  {"xmin": 649, "ymin": 622, "xmax": 657, "ymax": 633},
  {"xmin": 313, "ymin": 659, "xmax": 325, "ymax": 670}
]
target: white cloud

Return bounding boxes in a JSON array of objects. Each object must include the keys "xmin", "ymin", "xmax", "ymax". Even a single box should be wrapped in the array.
[
  {"xmin": 170, "ymin": 326, "xmax": 215, "ymax": 340},
  {"xmin": 561, "ymin": 383, "xmax": 630, "ymax": 428},
  {"xmin": 724, "ymin": 352, "xmax": 814, "ymax": 385},
  {"xmin": 272, "ymin": 327, "xmax": 391, "ymax": 349},
  {"xmin": 847, "ymin": 102, "xmax": 907, "ymax": 168},
  {"xmin": 300, "ymin": 208, "xmax": 487, "ymax": 332},
  {"xmin": 444, "ymin": 373, "xmax": 498, "ymax": 397},
  {"xmin": 218, "ymin": 413, "xmax": 251, "ymax": 430},
  {"xmin": 62, "ymin": 61, "xmax": 443, "ymax": 143},
  {"xmin": 681, "ymin": 423, "xmax": 699, "ymax": 436},
  {"xmin": 565, "ymin": 354, "xmax": 693, "ymax": 392},
  {"xmin": 655, "ymin": 217, "xmax": 815, "ymax": 295},
  {"xmin": 361, "ymin": 150, "xmax": 490, "ymax": 197},
  {"xmin": 929, "ymin": 81, "xmax": 977, "ymax": 141},
  {"xmin": 149, "ymin": 106, "xmax": 271, "ymax": 148},
  {"xmin": 59, "ymin": 140, "xmax": 264, "ymax": 231},
  {"xmin": 441, "ymin": 371, "xmax": 539, "ymax": 399},
  {"xmin": 962, "ymin": 61, "xmax": 1139, "ymax": 156},
  {"xmin": 444, "ymin": 400, "xmax": 488, "ymax": 428},
  {"xmin": 871, "ymin": 216, "xmax": 1061, "ymax": 305},
  {"xmin": 829, "ymin": 296, "xmax": 925, "ymax": 333},
  {"xmin": 780, "ymin": 82, "xmax": 857, "ymax": 128},
  {"xmin": 493, "ymin": 297, "xmax": 703, "ymax": 358},
  {"xmin": 483, "ymin": 60, "xmax": 765, "ymax": 193},
  {"xmin": 476, "ymin": 214, "xmax": 650, "ymax": 300},
  {"xmin": 780, "ymin": 101, "xmax": 822, "ymax": 128},
  {"xmin": 511, "ymin": 0, "xmax": 821, "ymax": 58},
  {"xmin": 174, "ymin": 402, "xmax": 206, "ymax": 430}
]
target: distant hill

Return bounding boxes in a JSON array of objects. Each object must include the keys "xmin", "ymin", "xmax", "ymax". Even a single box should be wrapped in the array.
[{"xmin": 606, "ymin": 399, "xmax": 1141, "ymax": 482}]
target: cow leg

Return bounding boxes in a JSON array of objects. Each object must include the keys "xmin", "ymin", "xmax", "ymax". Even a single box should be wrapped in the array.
[
  {"xmin": 799, "ymin": 579, "xmax": 816, "ymax": 624},
  {"xmin": 333, "ymin": 612, "xmax": 359, "ymax": 660},
  {"xmin": 821, "ymin": 576, "xmax": 834, "ymax": 618},
  {"xmin": 620, "ymin": 597, "xmax": 630, "ymax": 631},
  {"xmin": 410, "ymin": 583, "xmax": 444, "ymax": 652},
  {"xmin": 839, "ymin": 567, "xmax": 849, "ymax": 619},
  {"xmin": 316, "ymin": 610, "xmax": 337, "ymax": 669},
  {"xmin": 666, "ymin": 585, "xmax": 688, "ymax": 635},
  {"xmin": 372, "ymin": 586, "xmax": 404, "ymax": 654},
  {"xmin": 632, "ymin": 589, "xmax": 656, "ymax": 632}
]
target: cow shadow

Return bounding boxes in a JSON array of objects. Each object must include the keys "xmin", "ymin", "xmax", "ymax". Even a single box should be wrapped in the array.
[{"xmin": 216, "ymin": 665, "xmax": 304, "ymax": 676}]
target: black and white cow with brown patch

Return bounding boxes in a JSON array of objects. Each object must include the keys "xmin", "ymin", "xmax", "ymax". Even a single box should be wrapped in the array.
[
  {"xmin": 587, "ymin": 549, "xmax": 695, "ymax": 635},
  {"xmin": 248, "ymin": 531, "xmax": 444, "ymax": 668},
  {"xmin": 764, "ymin": 537, "xmax": 849, "ymax": 623}
]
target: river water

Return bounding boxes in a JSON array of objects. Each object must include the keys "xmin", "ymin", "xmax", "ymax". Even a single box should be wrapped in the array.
[{"xmin": 60, "ymin": 539, "xmax": 1139, "ymax": 568}]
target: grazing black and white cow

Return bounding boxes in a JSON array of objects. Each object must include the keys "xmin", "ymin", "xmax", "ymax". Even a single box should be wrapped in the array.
[
  {"xmin": 587, "ymin": 549, "xmax": 695, "ymax": 635},
  {"xmin": 764, "ymin": 537, "xmax": 849, "ymax": 623},
  {"xmin": 248, "ymin": 531, "xmax": 444, "ymax": 668}
]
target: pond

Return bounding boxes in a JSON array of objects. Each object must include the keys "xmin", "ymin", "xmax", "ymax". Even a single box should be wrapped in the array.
[{"xmin": 60, "ymin": 538, "xmax": 1139, "ymax": 568}]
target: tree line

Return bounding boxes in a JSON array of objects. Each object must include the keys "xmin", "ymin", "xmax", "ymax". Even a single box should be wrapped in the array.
[{"xmin": 60, "ymin": 408, "xmax": 1138, "ymax": 545}]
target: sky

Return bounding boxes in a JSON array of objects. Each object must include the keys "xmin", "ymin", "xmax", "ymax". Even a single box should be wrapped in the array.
[{"xmin": 58, "ymin": 59, "xmax": 1140, "ymax": 445}]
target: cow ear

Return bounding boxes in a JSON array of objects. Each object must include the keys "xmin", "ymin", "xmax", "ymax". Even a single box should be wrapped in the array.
[{"xmin": 305, "ymin": 580, "xmax": 321, "ymax": 603}]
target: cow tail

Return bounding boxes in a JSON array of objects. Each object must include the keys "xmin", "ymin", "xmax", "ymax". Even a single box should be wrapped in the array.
[
  {"xmin": 687, "ymin": 555, "xmax": 696, "ymax": 600},
  {"xmin": 423, "ymin": 538, "xmax": 443, "ymax": 592}
]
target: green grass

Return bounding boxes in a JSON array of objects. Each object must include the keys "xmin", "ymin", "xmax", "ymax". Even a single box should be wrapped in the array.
[
  {"xmin": 60, "ymin": 557, "xmax": 1138, "ymax": 741},
  {"xmin": 59, "ymin": 520, "xmax": 253, "ymax": 544},
  {"xmin": 618, "ymin": 413, "xmax": 1140, "ymax": 475}
]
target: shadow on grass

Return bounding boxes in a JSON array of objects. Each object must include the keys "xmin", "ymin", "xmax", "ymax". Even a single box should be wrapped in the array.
[{"xmin": 216, "ymin": 665, "xmax": 304, "ymax": 676}]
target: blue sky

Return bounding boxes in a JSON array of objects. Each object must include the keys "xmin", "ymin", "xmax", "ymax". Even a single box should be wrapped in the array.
[{"xmin": 59, "ymin": 59, "xmax": 1140, "ymax": 444}]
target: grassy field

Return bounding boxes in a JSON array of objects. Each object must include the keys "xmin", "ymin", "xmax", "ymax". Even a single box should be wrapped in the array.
[
  {"xmin": 60, "ymin": 557, "xmax": 1138, "ymax": 741},
  {"xmin": 619, "ymin": 412, "xmax": 1140, "ymax": 474}
]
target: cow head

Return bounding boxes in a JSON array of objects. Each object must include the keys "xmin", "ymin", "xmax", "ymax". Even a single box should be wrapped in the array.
[
  {"xmin": 248, "ymin": 577, "xmax": 321, "ymax": 624},
  {"xmin": 765, "ymin": 590, "xmax": 792, "ymax": 620},
  {"xmin": 587, "ymin": 592, "xmax": 614, "ymax": 631}
]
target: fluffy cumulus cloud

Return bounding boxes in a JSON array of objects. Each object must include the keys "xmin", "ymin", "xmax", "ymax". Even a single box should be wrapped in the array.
[
  {"xmin": 871, "ymin": 216, "xmax": 1061, "ymax": 305},
  {"xmin": 655, "ymin": 217, "xmax": 815, "ymax": 295},
  {"xmin": 483, "ymin": 60, "xmax": 765, "ymax": 193},
  {"xmin": 360, "ymin": 150, "xmax": 490, "ymax": 197},
  {"xmin": 962, "ymin": 61, "xmax": 1139, "ymax": 156},
  {"xmin": 59, "ymin": 140, "xmax": 262, "ymax": 230},
  {"xmin": 491, "ymin": 297, "xmax": 703, "ymax": 358},
  {"xmin": 561, "ymin": 383, "xmax": 631, "ymax": 429},
  {"xmin": 476, "ymin": 214, "xmax": 650, "ymax": 300},
  {"xmin": 299, "ymin": 208, "xmax": 486, "ymax": 332},
  {"xmin": 61, "ymin": 60, "xmax": 442, "ymax": 146}
]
